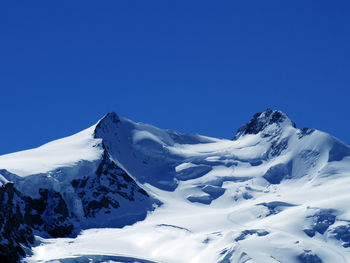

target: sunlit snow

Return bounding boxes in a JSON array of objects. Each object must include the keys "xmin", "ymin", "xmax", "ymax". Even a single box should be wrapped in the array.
[{"xmin": 1, "ymin": 110, "xmax": 349, "ymax": 263}]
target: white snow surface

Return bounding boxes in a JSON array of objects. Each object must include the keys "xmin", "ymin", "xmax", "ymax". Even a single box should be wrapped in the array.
[
  {"xmin": 0, "ymin": 126, "xmax": 103, "ymax": 176},
  {"xmin": 0, "ymin": 111, "xmax": 350, "ymax": 263}
]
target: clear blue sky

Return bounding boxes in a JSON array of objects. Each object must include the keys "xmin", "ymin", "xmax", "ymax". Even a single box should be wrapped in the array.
[{"xmin": 1, "ymin": 1, "xmax": 350, "ymax": 155}]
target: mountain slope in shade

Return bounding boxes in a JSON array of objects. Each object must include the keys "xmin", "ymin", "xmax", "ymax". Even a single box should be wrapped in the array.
[{"xmin": 0, "ymin": 109, "xmax": 349, "ymax": 263}]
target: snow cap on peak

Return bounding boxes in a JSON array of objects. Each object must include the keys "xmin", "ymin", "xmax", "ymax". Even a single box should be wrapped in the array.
[
  {"xmin": 94, "ymin": 112, "xmax": 121, "ymax": 138},
  {"xmin": 233, "ymin": 109, "xmax": 296, "ymax": 140}
]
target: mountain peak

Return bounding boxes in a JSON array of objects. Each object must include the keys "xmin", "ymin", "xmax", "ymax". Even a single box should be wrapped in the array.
[
  {"xmin": 3, "ymin": 109, "xmax": 350, "ymax": 262},
  {"xmin": 94, "ymin": 112, "xmax": 121, "ymax": 138},
  {"xmin": 233, "ymin": 109, "xmax": 296, "ymax": 140},
  {"xmin": 98, "ymin": 112, "xmax": 120, "ymax": 124}
]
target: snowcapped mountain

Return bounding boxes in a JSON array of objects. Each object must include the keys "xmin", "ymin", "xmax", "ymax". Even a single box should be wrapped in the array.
[{"xmin": 1, "ymin": 109, "xmax": 350, "ymax": 263}]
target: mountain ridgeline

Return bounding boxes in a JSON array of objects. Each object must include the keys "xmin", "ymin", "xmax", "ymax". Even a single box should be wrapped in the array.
[{"xmin": 0, "ymin": 109, "xmax": 349, "ymax": 263}]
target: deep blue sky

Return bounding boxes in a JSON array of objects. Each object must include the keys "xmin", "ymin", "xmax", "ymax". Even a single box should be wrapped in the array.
[{"xmin": 1, "ymin": 1, "xmax": 350, "ymax": 155}]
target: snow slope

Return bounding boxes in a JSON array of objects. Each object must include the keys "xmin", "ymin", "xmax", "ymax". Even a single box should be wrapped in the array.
[
  {"xmin": 1, "ymin": 109, "xmax": 350, "ymax": 263},
  {"xmin": 0, "ymin": 126, "xmax": 102, "ymax": 177}
]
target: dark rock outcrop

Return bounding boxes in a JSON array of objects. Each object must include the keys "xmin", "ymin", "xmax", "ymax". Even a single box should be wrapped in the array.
[
  {"xmin": 297, "ymin": 250, "xmax": 323, "ymax": 263},
  {"xmin": 0, "ymin": 147, "xmax": 157, "ymax": 261},
  {"xmin": 304, "ymin": 209, "xmax": 337, "ymax": 238},
  {"xmin": 233, "ymin": 109, "xmax": 296, "ymax": 140},
  {"xmin": 24, "ymin": 188, "xmax": 74, "ymax": 238},
  {"xmin": 331, "ymin": 225, "xmax": 350, "ymax": 247},
  {"xmin": 0, "ymin": 183, "xmax": 34, "ymax": 263},
  {"xmin": 235, "ymin": 229, "xmax": 269, "ymax": 241},
  {"xmin": 71, "ymin": 150, "xmax": 154, "ymax": 222}
]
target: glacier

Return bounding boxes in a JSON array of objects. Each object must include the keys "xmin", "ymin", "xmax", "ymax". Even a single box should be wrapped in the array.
[{"xmin": 0, "ymin": 109, "xmax": 350, "ymax": 262}]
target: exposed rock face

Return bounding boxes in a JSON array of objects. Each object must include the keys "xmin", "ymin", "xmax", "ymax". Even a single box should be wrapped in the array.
[
  {"xmin": 297, "ymin": 251, "xmax": 323, "ymax": 263},
  {"xmin": 0, "ymin": 176, "xmax": 77, "ymax": 262},
  {"xmin": 71, "ymin": 149, "xmax": 156, "ymax": 227},
  {"xmin": 233, "ymin": 109, "xmax": 296, "ymax": 140},
  {"xmin": 0, "ymin": 170, "xmax": 77, "ymax": 262},
  {"xmin": 331, "ymin": 225, "xmax": 350, "ymax": 248},
  {"xmin": 0, "ymin": 183, "xmax": 34, "ymax": 263},
  {"xmin": 234, "ymin": 229, "xmax": 269, "ymax": 241},
  {"xmin": 24, "ymin": 188, "xmax": 74, "ymax": 238},
  {"xmin": 0, "ymin": 147, "xmax": 157, "ymax": 261},
  {"xmin": 303, "ymin": 209, "xmax": 337, "ymax": 237}
]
